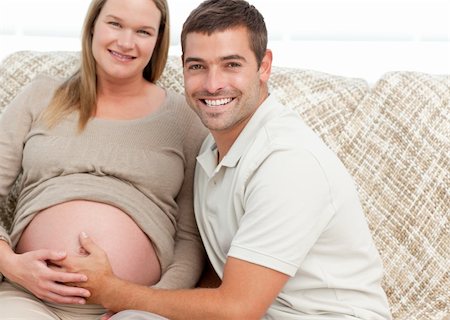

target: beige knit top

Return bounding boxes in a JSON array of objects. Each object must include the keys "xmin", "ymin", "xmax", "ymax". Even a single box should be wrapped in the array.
[{"xmin": 0, "ymin": 76, "xmax": 208, "ymax": 289}]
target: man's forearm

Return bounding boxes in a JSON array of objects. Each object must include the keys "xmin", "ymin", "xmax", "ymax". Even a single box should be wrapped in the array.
[
  {"xmin": 71, "ymin": 233, "xmax": 278, "ymax": 319},
  {"xmin": 100, "ymin": 278, "xmax": 244, "ymax": 320}
]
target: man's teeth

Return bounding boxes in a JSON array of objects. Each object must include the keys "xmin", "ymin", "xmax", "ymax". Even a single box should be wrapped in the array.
[{"xmin": 204, "ymin": 98, "xmax": 233, "ymax": 107}]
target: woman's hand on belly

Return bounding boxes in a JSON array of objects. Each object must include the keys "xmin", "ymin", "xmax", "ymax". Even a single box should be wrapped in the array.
[
  {"xmin": 50, "ymin": 232, "xmax": 116, "ymax": 306},
  {"xmin": 0, "ymin": 241, "xmax": 90, "ymax": 304}
]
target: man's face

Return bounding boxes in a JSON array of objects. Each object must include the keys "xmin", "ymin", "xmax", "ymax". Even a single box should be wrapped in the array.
[{"xmin": 183, "ymin": 26, "xmax": 271, "ymax": 137}]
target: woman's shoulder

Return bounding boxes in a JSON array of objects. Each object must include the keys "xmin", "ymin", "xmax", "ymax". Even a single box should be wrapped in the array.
[
  {"xmin": 4, "ymin": 74, "xmax": 63, "ymax": 116},
  {"xmin": 17, "ymin": 74, "xmax": 63, "ymax": 106},
  {"xmin": 25, "ymin": 74, "xmax": 63, "ymax": 93},
  {"xmin": 163, "ymin": 90, "xmax": 195, "ymax": 117},
  {"xmin": 164, "ymin": 90, "xmax": 186, "ymax": 105},
  {"xmin": 162, "ymin": 90, "xmax": 208, "ymax": 140}
]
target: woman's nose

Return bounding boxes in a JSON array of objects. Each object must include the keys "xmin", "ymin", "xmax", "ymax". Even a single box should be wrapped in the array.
[{"xmin": 117, "ymin": 30, "xmax": 134, "ymax": 50}]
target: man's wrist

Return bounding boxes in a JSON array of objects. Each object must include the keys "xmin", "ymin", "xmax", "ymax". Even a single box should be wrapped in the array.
[{"xmin": 101, "ymin": 276, "xmax": 127, "ymax": 311}]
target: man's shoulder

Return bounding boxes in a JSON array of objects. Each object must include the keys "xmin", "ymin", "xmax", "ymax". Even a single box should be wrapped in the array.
[
  {"xmin": 241, "ymin": 103, "xmax": 342, "ymax": 176},
  {"xmin": 257, "ymin": 106, "xmax": 323, "ymax": 153}
]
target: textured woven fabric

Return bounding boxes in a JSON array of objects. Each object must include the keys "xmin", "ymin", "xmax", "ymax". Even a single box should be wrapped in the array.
[
  {"xmin": 337, "ymin": 71, "xmax": 450, "ymax": 320},
  {"xmin": 0, "ymin": 51, "xmax": 81, "ymax": 112},
  {"xmin": 269, "ymin": 66, "xmax": 369, "ymax": 150}
]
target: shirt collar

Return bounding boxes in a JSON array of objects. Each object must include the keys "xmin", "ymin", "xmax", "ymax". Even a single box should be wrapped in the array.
[{"xmin": 197, "ymin": 94, "xmax": 285, "ymax": 176}]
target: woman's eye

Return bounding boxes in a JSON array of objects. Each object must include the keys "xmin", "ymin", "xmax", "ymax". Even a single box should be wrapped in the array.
[
  {"xmin": 108, "ymin": 21, "xmax": 121, "ymax": 28},
  {"xmin": 137, "ymin": 30, "xmax": 151, "ymax": 36}
]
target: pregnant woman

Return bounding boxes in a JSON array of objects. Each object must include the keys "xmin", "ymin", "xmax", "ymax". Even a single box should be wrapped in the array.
[{"xmin": 0, "ymin": 0, "xmax": 206, "ymax": 319}]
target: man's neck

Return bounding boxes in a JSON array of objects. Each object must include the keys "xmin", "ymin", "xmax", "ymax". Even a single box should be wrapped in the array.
[
  {"xmin": 212, "ymin": 108, "xmax": 257, "ymax": 163},
  {"xmin": 212, "ymin": 90, "xmax": 270, "ymax": 163}
]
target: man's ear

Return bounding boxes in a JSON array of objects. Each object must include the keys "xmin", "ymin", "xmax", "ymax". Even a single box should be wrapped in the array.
[{"xmin": 259, "ymin": 49, "xmax": 273, "ymax": 83}]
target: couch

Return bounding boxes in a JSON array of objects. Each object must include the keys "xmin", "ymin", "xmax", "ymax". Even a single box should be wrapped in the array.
[{"xmin": 0, "ymin": 51, "xmax": 448, "ymax": 319}]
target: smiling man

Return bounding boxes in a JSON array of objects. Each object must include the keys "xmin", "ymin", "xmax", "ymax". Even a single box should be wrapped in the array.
[{"xmin": 63, "ymin": 0, "xmax": 392, "ymax": 319}]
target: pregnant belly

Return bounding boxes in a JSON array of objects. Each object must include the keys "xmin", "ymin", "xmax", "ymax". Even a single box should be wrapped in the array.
[{"xmin": 15, "ymin": 200, "xmax": 161, "ymax": 286}]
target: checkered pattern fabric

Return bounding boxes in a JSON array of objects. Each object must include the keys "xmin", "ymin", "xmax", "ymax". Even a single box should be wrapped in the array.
[{"xmin": 336, "ymin": 71, "xmax": 450, "ymax": 319}]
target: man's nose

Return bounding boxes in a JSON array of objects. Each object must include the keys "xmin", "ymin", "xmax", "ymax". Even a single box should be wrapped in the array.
[{"xmin": 204, "ymin": 68, "xmax": 225, "ymax": 93}]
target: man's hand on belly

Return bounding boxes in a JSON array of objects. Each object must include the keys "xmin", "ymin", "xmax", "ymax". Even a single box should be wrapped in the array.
[{"xmin": 2, "ymin": 245, "xmax": 91, "ymax": 304}]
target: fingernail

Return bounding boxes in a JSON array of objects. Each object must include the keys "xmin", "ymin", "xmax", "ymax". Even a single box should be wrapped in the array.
[
  {"xmin": 78, "ymin": 299, "xmax": 86, "ymax": 304},
  {"xmin": 81, "ymin": 275, "xmax": 88, "ymax": 281},
  {"xmin": 81, "ymin": 232, "xmax": 88, "ymax": 238}
]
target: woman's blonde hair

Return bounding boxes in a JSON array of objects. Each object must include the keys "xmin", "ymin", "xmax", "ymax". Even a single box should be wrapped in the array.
[{"xmin": 42, "ymin": 0, "xmax": 170, "ymax": 131}]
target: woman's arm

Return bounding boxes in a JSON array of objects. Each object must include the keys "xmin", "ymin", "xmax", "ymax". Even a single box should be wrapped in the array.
[
  {"xmin": 154, "ymin": 115, "xmax": 208, "ymax": 289},
  {"xmin": 0, "ymin": 240, "xmax": 90, "ymax": 304},
  {"xmin": 0, "ymin": 77, "xmax": 90, "ymax": 303}
]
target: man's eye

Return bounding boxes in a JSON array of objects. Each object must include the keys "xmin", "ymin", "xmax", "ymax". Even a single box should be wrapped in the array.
[
  {"xmin": 188, "ymin": 64, "xmax": 204, "ymax": 70},
  {"xmin": 227, "ymin": 62, "xmax": 241, "ymax": 68}
]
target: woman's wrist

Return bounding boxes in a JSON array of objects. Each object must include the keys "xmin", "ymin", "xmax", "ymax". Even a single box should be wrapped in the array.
[{"xmin": 0, "ymin": 239, "xmax": 14, "ymax": 276}]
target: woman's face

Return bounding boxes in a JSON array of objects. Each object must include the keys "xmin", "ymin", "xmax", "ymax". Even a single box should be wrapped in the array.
[{"xmin": 91, "ymin": 0, "xmax": 161, "ymax": 83}]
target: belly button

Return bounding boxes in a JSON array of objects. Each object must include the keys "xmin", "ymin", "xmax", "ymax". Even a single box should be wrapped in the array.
[{"xmin": 78, "ymin": 246, "xmax": 88, "ymax": 256}]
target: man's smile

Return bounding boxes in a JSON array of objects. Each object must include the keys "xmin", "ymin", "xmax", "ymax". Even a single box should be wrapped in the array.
[{"xmin": 203, "ymin": 98, "xmax": 234, "ymax": 107}]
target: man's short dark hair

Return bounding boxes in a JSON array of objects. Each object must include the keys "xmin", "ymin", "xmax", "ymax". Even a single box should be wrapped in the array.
[{"xmin": 181, "ymin": 0, "xmax": 268, "ymax": 67}]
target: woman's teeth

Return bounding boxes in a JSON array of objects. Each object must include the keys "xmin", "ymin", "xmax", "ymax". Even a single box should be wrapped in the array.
[
  {"xmin": 204, "ymin": 98, "xmax": 233, "ymax": 107},
  {"xmin": 110, "ymin": 50, "xmax": 134, "ymax": 60}
]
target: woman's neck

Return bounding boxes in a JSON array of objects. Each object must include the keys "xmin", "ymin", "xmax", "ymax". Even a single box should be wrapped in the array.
[{"xmin": 97, "ymin": 76, "xmax": 150, "ymax": 99}]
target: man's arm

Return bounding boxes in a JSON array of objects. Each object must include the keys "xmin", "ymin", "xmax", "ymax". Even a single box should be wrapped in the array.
[
  {"xmin": 60, "ymin": 233, "xmax": 289, "ymax": 320},
  {"xmin": 196, "ymin": 258, "xmax": 221, "ymax": 288}
]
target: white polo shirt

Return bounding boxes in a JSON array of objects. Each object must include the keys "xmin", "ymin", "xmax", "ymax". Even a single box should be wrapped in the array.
[{"xmin": 194, "ymin": 95, "xmax": 391, "ymax": 319}]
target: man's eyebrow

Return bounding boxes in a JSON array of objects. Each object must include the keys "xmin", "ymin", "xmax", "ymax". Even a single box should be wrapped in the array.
[
  {"xmin": 184, "ymin": 57, "xmax": 205, "ymax": 64},
  {"xmin": 221, "ymin": 55, "xmax": 247, "ymax": 62},
  {"xmin": 184, "ymin": 55, "xmax": 247, "ymax": 64}
]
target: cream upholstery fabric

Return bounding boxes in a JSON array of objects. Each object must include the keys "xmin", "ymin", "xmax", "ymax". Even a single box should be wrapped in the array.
[
  {"xmin": 337, "ymin": 71, "xmax": 450, "ymax": 319},
  {"xmin": 0, "ymin": 51, "xmax": 81, "ymax": 111},
  {"xmin": 269, "ymin": 66, "xmax": 369, "ymax": 150},
  {"xmin": 1, "ymin": 51, "xmax": 449, "ymax": 319}
]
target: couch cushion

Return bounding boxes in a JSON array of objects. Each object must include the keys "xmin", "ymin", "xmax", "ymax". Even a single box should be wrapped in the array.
[
  {"xmin": 0, "ymin": 51, "xmax": 81, "ymax": 113},
  {"xmin": 270, "ymin": 66, "xmax": 369, "ymax": 150},
  {"xmin": 336, "ymin": 71, "xmax": 450, "ymax": 319}
]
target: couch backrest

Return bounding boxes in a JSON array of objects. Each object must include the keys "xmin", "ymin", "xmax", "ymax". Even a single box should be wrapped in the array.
[{"xmin": 336, "ymin": 71, "xmax": 450, "ymax": 319}]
